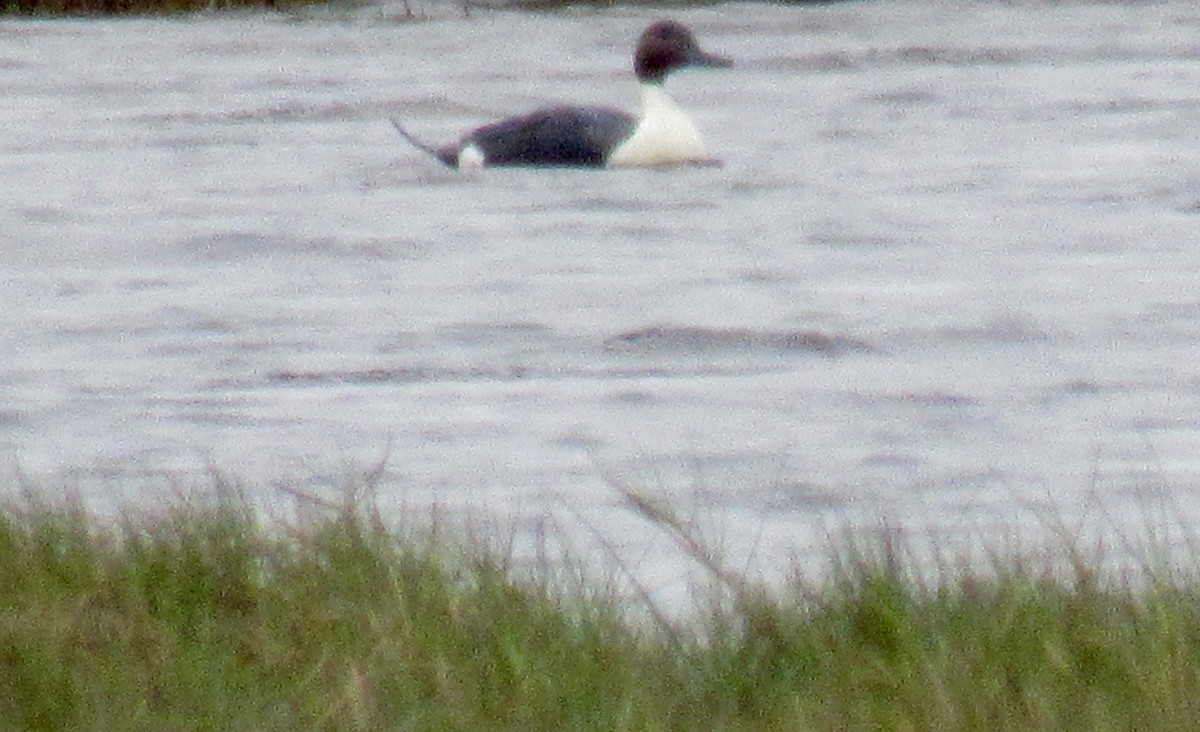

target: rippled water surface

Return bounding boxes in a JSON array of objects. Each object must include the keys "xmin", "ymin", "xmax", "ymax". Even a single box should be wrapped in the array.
[{"xmin": 4, "ymin": 0, "xmax": 1200, "ymax": 597}]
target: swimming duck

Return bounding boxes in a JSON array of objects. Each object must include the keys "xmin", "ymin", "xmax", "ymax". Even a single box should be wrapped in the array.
[{"xmin": 394, "ymin": 19, "xmax": 732, "ymax": 169}]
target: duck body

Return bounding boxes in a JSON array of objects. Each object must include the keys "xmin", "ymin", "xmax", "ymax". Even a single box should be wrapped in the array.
[
  {"xmin": 443, "ymin": 105, "xmax": 637, "ymax": 169},
  {"xmin": 397, "ymin": 20, "xmax": 732, "ymax": 170}
]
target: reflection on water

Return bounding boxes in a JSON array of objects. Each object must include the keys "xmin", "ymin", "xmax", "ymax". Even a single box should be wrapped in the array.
[{"xmin": 3, "ymin": 0, "xmax": 1200, "ymax": 604}]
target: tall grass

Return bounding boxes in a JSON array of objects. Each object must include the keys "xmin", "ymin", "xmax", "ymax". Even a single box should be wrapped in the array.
[{"xmin": 3, "ymin": 478, "xmax": 1200, "ymax": 730}]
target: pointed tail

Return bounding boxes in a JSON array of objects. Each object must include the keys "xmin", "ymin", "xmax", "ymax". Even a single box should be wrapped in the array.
[{"xmin": 390, "ymin": 118, "xmax": 456, "ymax": 167}]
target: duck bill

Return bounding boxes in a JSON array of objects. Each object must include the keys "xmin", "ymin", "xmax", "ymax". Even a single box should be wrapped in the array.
[{"xmin": 687, "ymin": 48, "xmax": 733, "ymax": 69}]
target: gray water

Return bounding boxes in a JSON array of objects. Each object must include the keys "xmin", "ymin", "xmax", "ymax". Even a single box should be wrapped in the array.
[{"xmin": 4, "ymin": 0, "xmax": 1200, "ymax": 600}]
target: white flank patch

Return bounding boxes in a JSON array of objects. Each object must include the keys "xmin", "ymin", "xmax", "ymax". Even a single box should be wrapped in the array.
[
  {"xmin": 607, "ymin": 84, "xmax": 708, "ymax": 168},
  {"xmin": 457, "ymin": 143, "xmax": 486, "ymax": 170}
]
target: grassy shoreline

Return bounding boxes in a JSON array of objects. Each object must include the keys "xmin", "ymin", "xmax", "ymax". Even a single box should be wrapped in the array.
[
  {"xmin": 3, "ymin": 0, "xmax": 328, "ymax": 15},
  {"xmin": 0, "ymin": 0, "xmax": 847, "ymax": 19},
  {"xmin": 3, "ymin": 483, "xmax": 1200, "ymax": 730}
]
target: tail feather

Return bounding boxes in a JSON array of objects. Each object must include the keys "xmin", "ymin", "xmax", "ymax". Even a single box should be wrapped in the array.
[{"xmin": 390, "ymin": 118, "xmax": 456, "ymax": 167}]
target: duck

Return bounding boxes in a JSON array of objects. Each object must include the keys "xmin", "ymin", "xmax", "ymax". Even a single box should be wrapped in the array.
[{"xmin": 394, "ymin": 19, "xmax": 732, "ymax": 169}]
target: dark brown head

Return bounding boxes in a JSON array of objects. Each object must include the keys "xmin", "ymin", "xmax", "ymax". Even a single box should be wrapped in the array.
[{"xmin": 634, "ymin": 20, "xmax": 733, "ymax": 86}]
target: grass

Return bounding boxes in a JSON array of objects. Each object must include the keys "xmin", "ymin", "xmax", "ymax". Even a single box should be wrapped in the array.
[
  {"xmin": 1, "ymin": 0, "xmax": 854, "ymax": 18},
  {"xmin": 3, "ymin": 478, "xmax": 1200, "ymax": 730},
  {"xmin": 2, "ymin": 0, "xmax": 337, "ymax": 17}
]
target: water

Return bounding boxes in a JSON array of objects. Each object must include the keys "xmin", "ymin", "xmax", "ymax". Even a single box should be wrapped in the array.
[{"xmin": 4, "ymin": 0, "xmax": 1200, "ymax": 601}]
